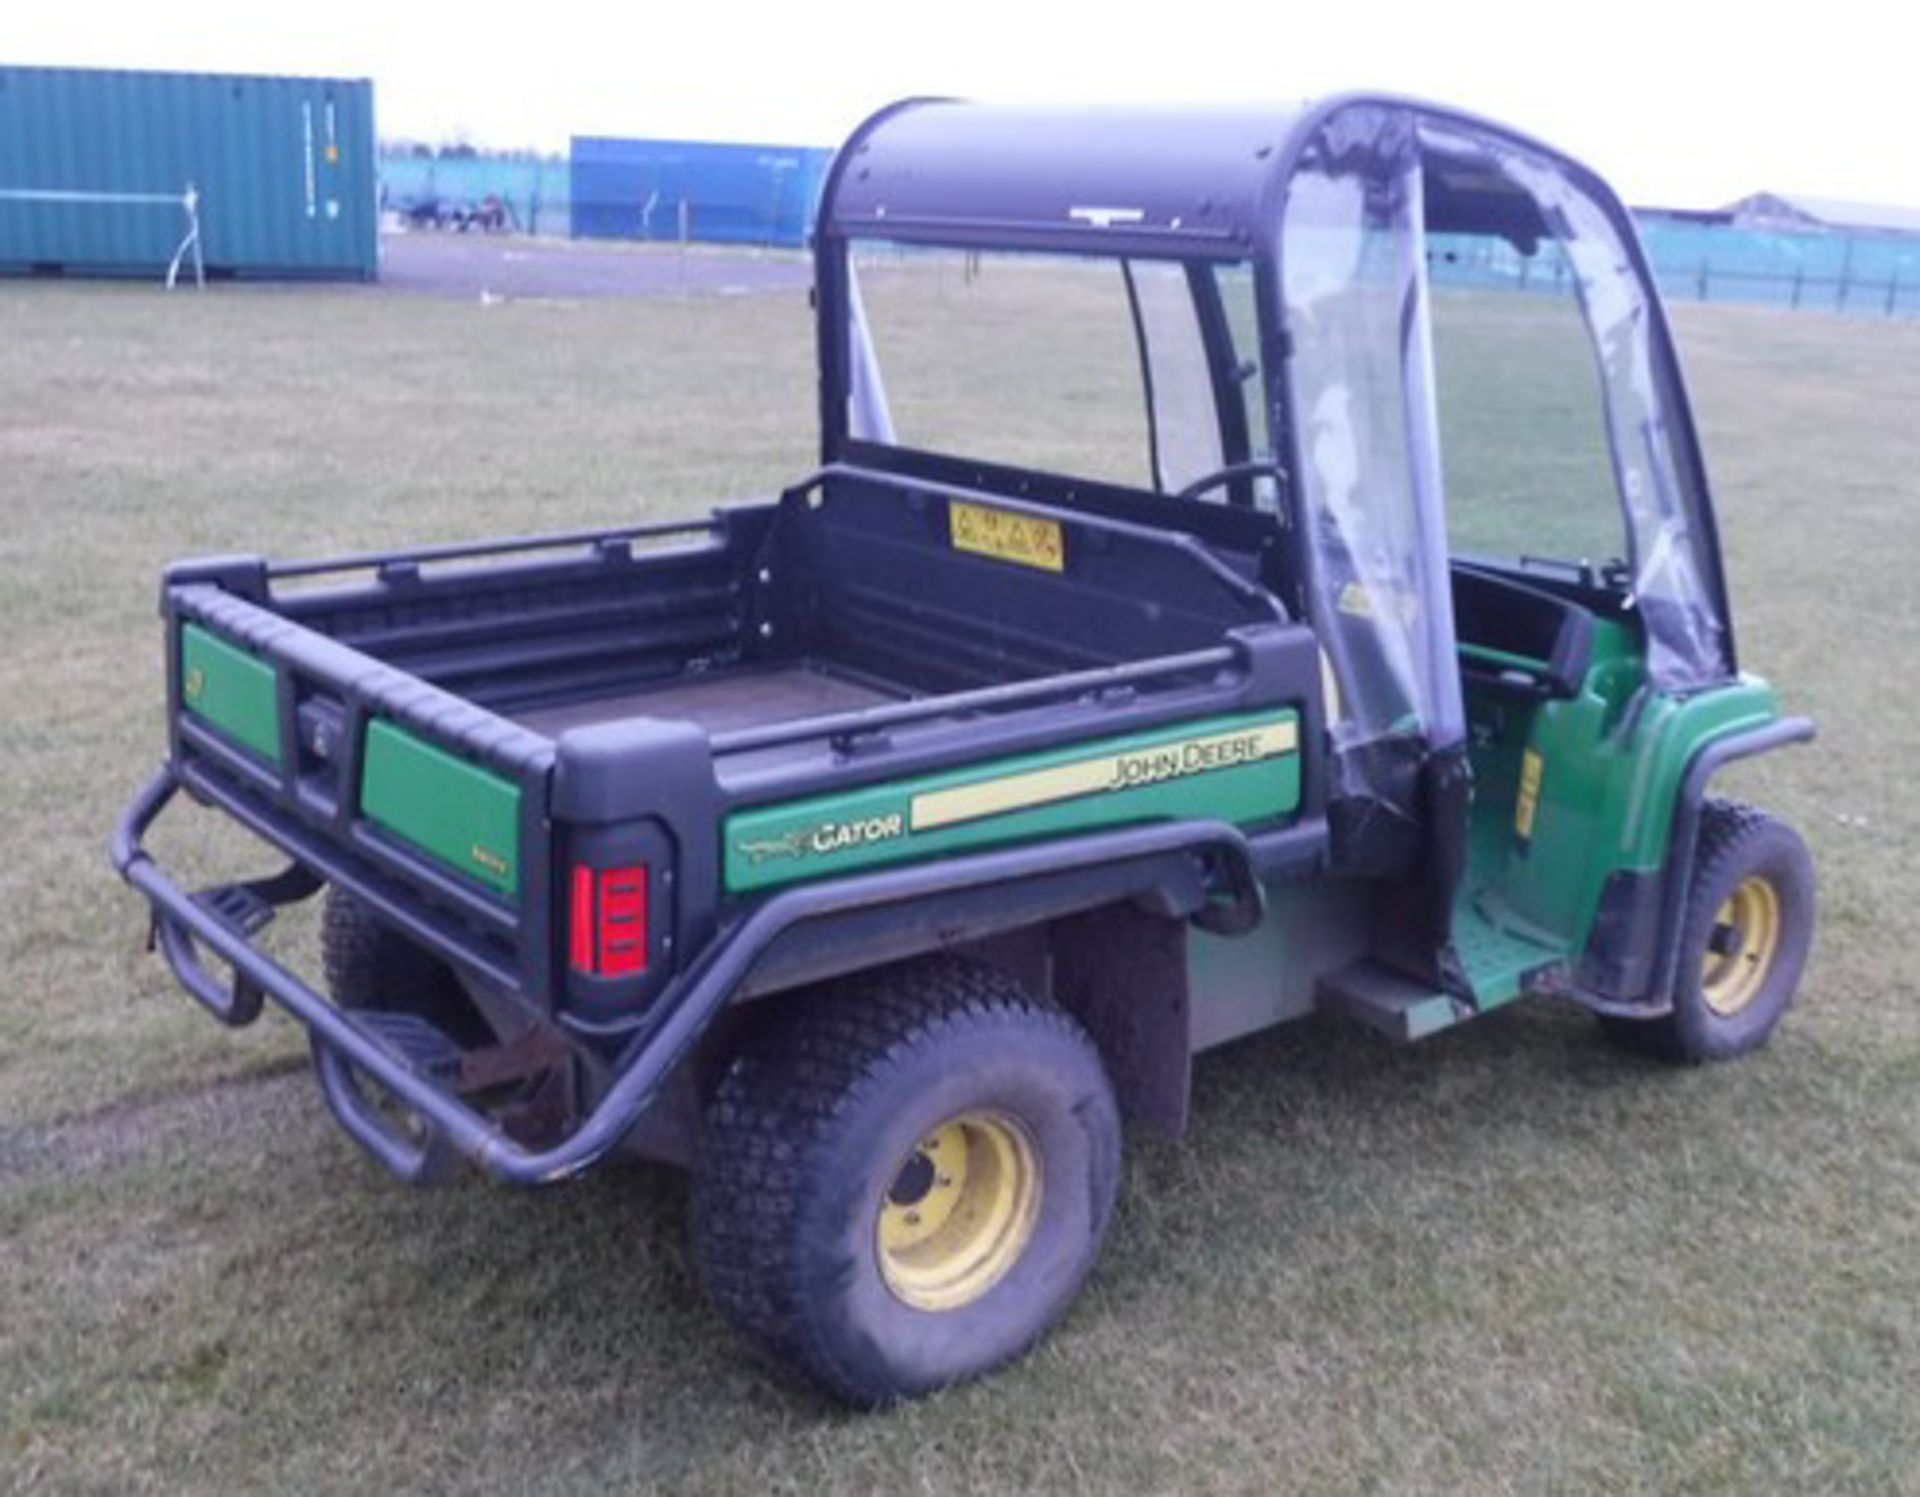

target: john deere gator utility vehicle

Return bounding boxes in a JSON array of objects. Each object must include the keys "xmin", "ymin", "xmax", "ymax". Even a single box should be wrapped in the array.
[{"xmin": 114, "ymin": 95, "xmax": 1816, "ymax": 1403}]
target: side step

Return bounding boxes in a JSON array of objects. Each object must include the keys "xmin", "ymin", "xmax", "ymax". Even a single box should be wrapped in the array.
[{"xmin": 1317, "ymin": 962, "xmax": 1475, "ymax": 1044}]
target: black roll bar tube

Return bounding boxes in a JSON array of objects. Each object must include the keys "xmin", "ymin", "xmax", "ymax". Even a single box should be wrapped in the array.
[
  {"xmin": 709, "ymin": 644, "xmax": 1239, "ymax": 756},
  {"xmin": 267, "ymin": 515, "xmax": 725, "ymax": 582},
  {"xmin": 113, "ymin": 765, "xmax": 1261, "ymax": 1188}
]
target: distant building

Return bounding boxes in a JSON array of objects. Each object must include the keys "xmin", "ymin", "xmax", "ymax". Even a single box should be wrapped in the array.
[
  {"xmin": 1722, "ymin": 192, "xmax": 1920, "ymax": 238},
  {"xmin": 1632, "ymin": 205, "xmax": 1735, "ymax": 229}
]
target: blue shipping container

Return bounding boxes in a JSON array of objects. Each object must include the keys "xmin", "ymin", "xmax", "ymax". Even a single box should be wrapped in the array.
[
  {"xmin": 570, "ymin": 136, "xmax": 831, "ymax": 248},
  {"xmin": 0, "ymin": 64, "xmax": 377, "ymax": 281}
]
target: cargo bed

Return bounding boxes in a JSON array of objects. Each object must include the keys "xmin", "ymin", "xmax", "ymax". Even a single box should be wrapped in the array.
[
  {"xmin": 150, "ymin": 464, "xmax": 1307, "ymax": 1012},
  {"xmin": 253, "ymin": 465, "xmax": 1290, "ymax": 762}
]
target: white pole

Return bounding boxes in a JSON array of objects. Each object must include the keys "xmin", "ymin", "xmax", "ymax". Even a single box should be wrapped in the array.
[{"xmin": 166, "ymin": 183, "xmax": 205, "ymax": 291}]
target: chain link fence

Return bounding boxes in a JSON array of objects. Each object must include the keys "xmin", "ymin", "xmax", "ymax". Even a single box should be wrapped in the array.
[{"xmin": 1433, "ymin": 219, "xmax": 1920, "ymax": 319}]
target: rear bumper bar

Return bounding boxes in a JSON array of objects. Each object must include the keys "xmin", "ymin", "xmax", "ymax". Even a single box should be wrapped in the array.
[{"xmin": 113, "ymin": 764, "xmax": 1263, "ymax": 1187}]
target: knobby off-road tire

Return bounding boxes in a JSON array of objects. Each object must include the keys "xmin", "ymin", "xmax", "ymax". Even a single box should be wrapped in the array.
[
  {"xmin": 319, "ymin": 888, "xmax": 490, "ymax": 1044},
  {"xmin": 692, "ymin": 955, "xmax": 1123, "ymax": 1405},
  {"xmin": 1601, "ymin": 799, "xmax": 1815, "ymax": 1063}
]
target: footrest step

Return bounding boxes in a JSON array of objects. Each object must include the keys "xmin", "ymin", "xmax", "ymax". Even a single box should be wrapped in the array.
[
  {"xmin": 1317, "ymin": 962, "xmax": 1473, "ymax": 1043},
  {"xmin": 354, "ymin": 1009, "xmax": 465, "ymax": 1085}
]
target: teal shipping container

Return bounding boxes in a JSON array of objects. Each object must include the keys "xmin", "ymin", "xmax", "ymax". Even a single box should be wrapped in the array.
[{"xmin": 0, "ymin": 64, "xmax": 377, "ymax": 281}]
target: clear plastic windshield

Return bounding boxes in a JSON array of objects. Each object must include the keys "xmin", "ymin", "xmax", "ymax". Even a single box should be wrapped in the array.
[
  {"xmin": 1283, "ymin": 105, "xmax": 1733, "ymax": 755},
  {"xmin": 1418, "ymin": 122, "xmax": 1732, "ymax": 690}
]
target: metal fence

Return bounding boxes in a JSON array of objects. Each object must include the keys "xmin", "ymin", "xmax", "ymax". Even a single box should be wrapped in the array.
[
  {"xmin": 1432, "ymin": 220, "xmax": 1920, "ymax": 319},
  {"xmin": 377, "ymin": 156, "xmax": 570, "ymax": 238},
  {"xmin": 1637, "ymin": 220, "xmax": 1920, "ymax": 317}
]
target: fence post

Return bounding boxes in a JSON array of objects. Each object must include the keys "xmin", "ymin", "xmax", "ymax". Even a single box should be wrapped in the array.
[
  {"xmin": 1697, "ymin": 257, "xmax": 1709, "ymax": 302},
  {"xmin": 678, "ymin": 198, "xmax": 690, "ymax": 293},
  {"xmin": 1838, "ymin": 238, "xmax": 1854, "ymax": 311},
  {"xmin": 1889, "ymin": 267, "xmax": 1902, "ymax": 317},
  {"xmin": 1790, "ymin": 266, "xmax": 1803, "ymax": 309}
]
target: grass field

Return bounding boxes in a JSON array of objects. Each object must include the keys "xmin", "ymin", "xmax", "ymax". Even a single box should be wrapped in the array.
[{"xmin": 3, "ymin": 263, "xmax": 1919, "ymax": 1493}]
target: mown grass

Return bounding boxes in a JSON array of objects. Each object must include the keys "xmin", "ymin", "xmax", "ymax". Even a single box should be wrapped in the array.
[{"xmin": 2, "ymin": 263, "xmax": 1918, "ymax": 1493}]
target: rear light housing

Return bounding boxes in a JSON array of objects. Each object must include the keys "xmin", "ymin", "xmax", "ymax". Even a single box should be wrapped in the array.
[
  {"xmin": 570, "ymin": 863, "xmax": 649, "ymax": 978},
  {"xmin": 558, "ymin": 816, "xmax": 675, "ymax": 1023}
]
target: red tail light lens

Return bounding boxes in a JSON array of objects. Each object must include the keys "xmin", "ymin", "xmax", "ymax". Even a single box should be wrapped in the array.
[{"xmin": 569, "ymin": 863, "xmax": 649, "ymax": 978}]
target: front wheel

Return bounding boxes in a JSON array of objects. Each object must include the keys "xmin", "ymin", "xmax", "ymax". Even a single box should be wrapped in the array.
[
  {"xmin": 1600, "ymin": 800, "xmax": 1816, "ymax": 1062},
  {"xmin": 691, "ymin": 955, "xmax": 1122, "ymax": 1405}
]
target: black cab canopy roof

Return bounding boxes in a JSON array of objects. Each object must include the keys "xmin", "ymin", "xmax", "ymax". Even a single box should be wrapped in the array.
[{"xmin": 818, "ymin": 95, "xmax": 1581, "ymax": 258}]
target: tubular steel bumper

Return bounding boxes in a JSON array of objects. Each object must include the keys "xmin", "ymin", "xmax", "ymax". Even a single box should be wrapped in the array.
[{"xmin": 113, "ymin": 764, "xmax": 1264, "ymax": 1188}]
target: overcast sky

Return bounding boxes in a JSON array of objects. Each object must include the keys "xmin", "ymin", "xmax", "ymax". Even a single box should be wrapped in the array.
[{"xmin": 10, "ymin": 0, "xmax": 1914, "ymax": 209}]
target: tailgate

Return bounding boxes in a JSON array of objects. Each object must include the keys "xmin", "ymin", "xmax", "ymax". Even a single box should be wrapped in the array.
[{"xmin": 165, "ymin": 574, "xmax": 558, "ymax": 999}]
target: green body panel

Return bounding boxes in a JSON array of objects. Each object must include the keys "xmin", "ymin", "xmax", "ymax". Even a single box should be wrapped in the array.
[
  {"xmin": 359, "ymin": 721, "xmax": 521, "ymax": 897},
  {"xmin": 725, "ymin": 709, "xmax": 1301, "ymax": 894},
  {"xmin": 1462, "ymin": 616, "xmax": 1779, "ymax": 976},
  {"xmin": 1225, "ymin": 631, "xmax": 1785, "ymax": 1039},
  {"xmin": 179, "ymin": 624, "xmax": 282, "ymax": 765},
  {"xmin": 1446, "ymin": 895, "xmax": 1562, "ymax": 1008}
]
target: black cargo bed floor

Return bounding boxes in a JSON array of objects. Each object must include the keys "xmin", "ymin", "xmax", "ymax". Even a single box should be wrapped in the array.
[{"xmin": 510, "ymin": 661, "xmax": 906, "ymax": 739}]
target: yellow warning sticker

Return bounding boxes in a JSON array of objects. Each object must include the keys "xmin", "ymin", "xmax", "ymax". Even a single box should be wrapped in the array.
[
  {"xmin": 1335, "ymin": 580, "xmax": 1418, "ymax": 624},
  {"xmin": 1515, "ymin": 748, "xmax": 1544, "ymax": 843},
  {"xmin": 949, "ymin": 500, "xmax": 1064, "ymax": 572}
]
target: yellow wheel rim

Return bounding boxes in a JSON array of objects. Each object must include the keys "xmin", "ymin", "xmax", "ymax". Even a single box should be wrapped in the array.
[
  {"xmin": 1701, "ymin": 875, "xmax": 1782, "ymax": 1017},
  {"xmin": 876, "ymin": 1111, "xmax": 1040, "ymax": 1312}
]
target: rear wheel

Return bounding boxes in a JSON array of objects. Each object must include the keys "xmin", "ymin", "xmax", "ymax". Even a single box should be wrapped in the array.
[
  {"xmin": 1600, "ymin": 800, "xmax": 1815, "ymax": 1062},
  {"xmin": 319, "ymin": 888, "xmax": 490, "ymax": 1044},
  {"xmin": 691, "ymin": 955, "xmax": 1121, "ymax": 1405}
]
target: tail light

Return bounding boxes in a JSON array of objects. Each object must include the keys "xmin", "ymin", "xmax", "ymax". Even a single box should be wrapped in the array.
[{"xmin": 569, "ymin": 863, "xmax": 649, "ymax": 978}]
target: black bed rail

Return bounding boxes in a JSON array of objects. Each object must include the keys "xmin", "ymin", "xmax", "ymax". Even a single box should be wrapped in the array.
[
  {"xmin": 709, "ymin": 643, "xmax": 1241, "ymax": 757},
  {"xmin": 267, "ymin": 514, "xmax": 728, "ymax": 583}
]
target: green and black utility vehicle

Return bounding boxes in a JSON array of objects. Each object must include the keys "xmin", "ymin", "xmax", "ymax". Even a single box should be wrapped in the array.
[{"xmin": 115, "ymin": 95, "xmax": 1817, "ymax": 1403}]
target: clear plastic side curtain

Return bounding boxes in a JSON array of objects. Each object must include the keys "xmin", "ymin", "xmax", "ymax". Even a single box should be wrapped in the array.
[
  {"xmin": 846, "ymin": 267, "xmax": 896, "ymax": 445},
  {"xmin": 1281, "ymin": 105, "xmax": 1465, "ymax": 751},
  {"xmin": 1419, "ymin": 122, "xmax": 1732, "ymax": 690}
]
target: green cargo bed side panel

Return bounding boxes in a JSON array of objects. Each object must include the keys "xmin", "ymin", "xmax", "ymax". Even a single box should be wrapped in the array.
[
  {"xmin": 726, "ymin": 708, "xmax": 1300, "ymax": 893},
  {"xmin": 180, "ymin": 623, "xmax": 281, "ymax": 765},
  {"xmin": 359, "ymin": 721, "xmax": 521, "ymax": 897}
]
